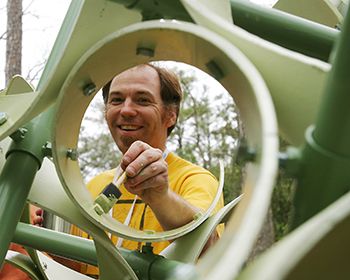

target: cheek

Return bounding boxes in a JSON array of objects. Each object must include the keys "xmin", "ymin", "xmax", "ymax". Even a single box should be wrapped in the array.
[
  {"xmin": 105, "ymin": 112, "xmax": 117, "ymax": 132},
  {"xmin": 105, "ymin": 107, "xmax": 117, "ymax": 122}
]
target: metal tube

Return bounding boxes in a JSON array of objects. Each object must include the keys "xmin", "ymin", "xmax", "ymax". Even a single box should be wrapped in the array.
[
  {"xmin": 230, "ymin": 0, "xmax": 338, "ymax": 62},
  {"xmin": 314, "ymin": 7, "xmax": 350, "ymax": 155},
  {"xmin": 0, "ymin": 108, "xmax": 54, "ymax": 267},
  {"xmin": 291, "ymin": 5, "xmax": 350, "ymax": 228},
  {"xmin": 0, "ymin": 153, "xmax": 39, "ymax": 267},
  {"xmin": 13, "ymin": 223, "xmax": 198, "ymax": 280},
  {"xmin": 14, "ymin": 223, "xmax": 97, "ymax": 265}
]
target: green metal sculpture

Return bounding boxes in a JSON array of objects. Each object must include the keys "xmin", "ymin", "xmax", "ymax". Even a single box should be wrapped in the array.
[{"xmin": 0, "ymin": 0, "xmax": 349, "ymax": 279}]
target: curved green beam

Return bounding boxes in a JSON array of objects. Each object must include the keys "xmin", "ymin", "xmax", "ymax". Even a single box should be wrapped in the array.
[
  {"xmin": 28, "ymin": 158, "xmax": 138, "ymax": 280},
  {"xmin": 4, "ymin": 250, "xmax": 43, "ymax": 280},
  {"xmin": 160, "ymin": 196, "xmax": 241, "ymax": 263},
  {"xmin": 238, "ymin": 190, "xmax": 350, "ymax": 279}
]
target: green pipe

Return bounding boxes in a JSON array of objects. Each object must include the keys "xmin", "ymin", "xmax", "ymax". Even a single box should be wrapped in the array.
[
  {"xmin": 230, "ymin": 0, "xmax": 338, "ymax": 62},
  {"xmin": 314, "ymin": 8, "xmax": 350, "ymax": 155},
  {"xmin": 291, "ymin": 5, "xmax": 350, "ymax": 228},
  {"xmin": 7, "ymin": 110, "xmax": 54, "ymax": 168},
  {"xmin": 14, "ymin": 223, "xmax": 97, "ymax": 265},
  {"xmin": 0, "ymin": 108, "xmax": 54, "ymax": 267},
  {"xmin": 14, "ymin": 223, "xmax": 198, "ymax": 280},
  {"xmin": 0, "ymin": 153, "xmax": 39, "ymax": 267}
]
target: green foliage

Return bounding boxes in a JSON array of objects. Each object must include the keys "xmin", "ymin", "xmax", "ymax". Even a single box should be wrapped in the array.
[
  {"xmin": 78, "ymin": 97, "xmax": 121, "ymax": 182},
  {"xmin": 271, "ymin": 173, "xmax": 295, "ymax": 240},
  {"xmin": 167, "ymin": 67, "xmax": 243, "ymax": 205},
  {"xmin": 271, "ymin": 137, "xmax": 296, "ymax": 240}
]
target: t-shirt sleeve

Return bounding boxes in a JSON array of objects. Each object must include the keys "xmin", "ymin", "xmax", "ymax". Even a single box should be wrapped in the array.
[
  {"xmin": 179, "ymin": 171, "xmax": 225, "ymax": 237},
  {"xmin": 179, "ymin": 172, "xmax": 223, "ymax": 212}
]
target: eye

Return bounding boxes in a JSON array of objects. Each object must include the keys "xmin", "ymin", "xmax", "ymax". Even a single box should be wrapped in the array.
[
  {"xmin": 109, "ymin": 97, "xmax": 124, "ymax": 104},
  {"xmin": 137, "ymin": 97, "xmax": 151, "ymax": 105}
]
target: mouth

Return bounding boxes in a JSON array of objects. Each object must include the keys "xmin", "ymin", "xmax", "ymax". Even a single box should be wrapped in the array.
[{"xmin": 118, "ymin": 125, "xmax": 142, "ymax": 131}]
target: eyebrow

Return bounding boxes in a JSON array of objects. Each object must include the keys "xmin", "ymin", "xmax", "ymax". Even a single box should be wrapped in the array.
[{"xmin": 108, "ymin": 90, "xmax": 156, "ymax": 100}]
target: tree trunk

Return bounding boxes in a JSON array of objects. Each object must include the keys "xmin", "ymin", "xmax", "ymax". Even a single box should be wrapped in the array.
[{"xmin": 5, "ymin": 0, "xmax": 22, "ymax": 86}]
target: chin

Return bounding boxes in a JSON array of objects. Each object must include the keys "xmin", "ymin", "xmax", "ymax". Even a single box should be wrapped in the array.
[{"xmin": 119, "ymin": 136, "xmax": 139, "ymax": 152}]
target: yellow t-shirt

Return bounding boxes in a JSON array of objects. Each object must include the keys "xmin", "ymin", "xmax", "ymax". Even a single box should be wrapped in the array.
[{"xmin": 71, "ymin": 152, "xmax": 224, "ymax": 275}]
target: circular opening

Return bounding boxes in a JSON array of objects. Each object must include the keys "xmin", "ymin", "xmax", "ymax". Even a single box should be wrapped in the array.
[{"xmin": 78, "ymin": 61, "xmax": 243, "ymax": 207}]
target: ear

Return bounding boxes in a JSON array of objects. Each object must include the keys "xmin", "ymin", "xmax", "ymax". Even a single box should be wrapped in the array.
[{"xmin": 165, "ymin": 108, "xmax": 177, "ymax": 128}]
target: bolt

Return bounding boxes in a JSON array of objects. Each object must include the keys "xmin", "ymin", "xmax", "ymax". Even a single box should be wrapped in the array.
[
  {"xmin": 141, "ymin": 242, "xmax": 154, "ymax": 254},
  {"xmin": 42, "ymin": 142, "xmax": 52, "ymax": 157},
  {"xmin": 206, "ymin": 60, "xmax": 224, "ymax": 80},
  {"xmin": 66, "ymin": 148, "xmax": 78, "ymax": 161},
  {"xmin": 83, "ymin": 82, "xmax": 96, "ymax": 96},
  {"xmin": 136, "ymin": 47, "xmax": 155, "ymax": 57},
  {"xmin": 0, "ymin": 112, "xmax": 8, "ymax": 125},
  {"xmin": 9, "ymin": 127, "xmax": 28, "ymax": 142},
  {"xmin": 42, "ymin": 262, "xmax": 47, "ymax": 270}
]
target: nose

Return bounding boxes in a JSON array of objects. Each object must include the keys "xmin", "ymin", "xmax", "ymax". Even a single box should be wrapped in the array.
[{"xmin": 120, "ymin": 98, "xmax": 137, "ymax": 117}]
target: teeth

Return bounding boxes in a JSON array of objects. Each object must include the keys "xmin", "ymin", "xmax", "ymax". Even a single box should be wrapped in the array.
[{"xmin": 120, "ymin": 125, "xmax": 139, "ymax": 131}]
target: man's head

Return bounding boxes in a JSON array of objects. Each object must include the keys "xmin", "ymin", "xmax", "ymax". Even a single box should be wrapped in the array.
[{"xmin": 103, "ymin": 64, "xmax": 182, "ymax": 153}]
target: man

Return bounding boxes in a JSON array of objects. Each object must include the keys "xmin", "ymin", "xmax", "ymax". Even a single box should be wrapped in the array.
[{"xmin": 72, "ymin": 63, "xmax": 223, "ymax": 275}]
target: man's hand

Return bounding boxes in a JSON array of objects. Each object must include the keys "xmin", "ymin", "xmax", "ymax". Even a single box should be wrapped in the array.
[
  {"xmin": 121, "ymin": 141, "xmax": 169, "ymax": 203},
  {"xmin": 30, "ymin": 205, "xmax": 43, "ymax": 226},
  {"xmin": 120, "ymin": 141, "xmax": 199, "ymax": 230}
]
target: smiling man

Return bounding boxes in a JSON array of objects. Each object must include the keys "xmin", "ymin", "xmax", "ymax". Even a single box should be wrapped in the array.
[{"xmin": 71, "ymin": 63, "xmax": 224, "ymax": 276}]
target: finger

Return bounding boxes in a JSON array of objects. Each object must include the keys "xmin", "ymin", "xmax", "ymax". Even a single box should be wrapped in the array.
[
  {"xmin": 35, "ymin": 208, "xmax": 43, "ymax": 216},
  {"xmin": 32, "ymin": 216, "xmax": 43, "ymax": 226},
  {"xmin": 125, "ymin": 161, "xmax": 166, "ymax": 187},
  {"xmin": 121, "ymin": 141, "xmax": 150, "ymax": 170},
  {"xmin": 125, "ymin": 147, "xmax": 163, "ymax": 178},
  {"xmin": 124, "ymin": 171, "xmax": 168, "ymax": 194}
]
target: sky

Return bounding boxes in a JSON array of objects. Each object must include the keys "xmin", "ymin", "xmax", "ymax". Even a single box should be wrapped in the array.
[
  {"xmin": 0, "ymin": 0, "xmax": 277, "ymax": 89},
  {"xmin": 0, "ymin": 0, "xmax": 71, "ymax": 88}
]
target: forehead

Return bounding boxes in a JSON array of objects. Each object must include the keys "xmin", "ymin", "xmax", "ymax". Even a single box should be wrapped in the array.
[{"xmin": 110, "ymin": 65, "xmax": 161, "ymax": 98}]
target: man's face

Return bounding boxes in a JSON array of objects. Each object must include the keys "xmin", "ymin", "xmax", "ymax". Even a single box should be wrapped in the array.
[{"xmin": 105, "ymin": 65, "xmax": 176, "ymax": 154}]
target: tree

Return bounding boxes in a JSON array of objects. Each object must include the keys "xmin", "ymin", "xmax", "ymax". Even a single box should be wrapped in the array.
[
  {"xmin": 78, "ymin": 96, "xmax": 121, "ymax": 183},
  {"xmin": 165, "ymin": 68, "xmax": 277, "ymax": 259},
  {"xmin": 5, "ymin": 0, "xmax": 22, "ymax": 85},
  {"xmin": 167, "ymin": 67, "xmax": 243, "ymax": 205}
]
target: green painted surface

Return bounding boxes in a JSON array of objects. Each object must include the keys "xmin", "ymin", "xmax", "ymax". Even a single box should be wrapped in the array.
[
  {"xmin": 0, "ymin": 0, "xmax": 350, "ymax": 279},
  {"xmin": 292, "ymin": 3, "xmax": 350, "ymax": 228}
]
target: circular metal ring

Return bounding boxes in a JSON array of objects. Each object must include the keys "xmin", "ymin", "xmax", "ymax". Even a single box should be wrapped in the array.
[{"xmin": 52, "ymin": 19, "xmax": 278, "ymax": 243}]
